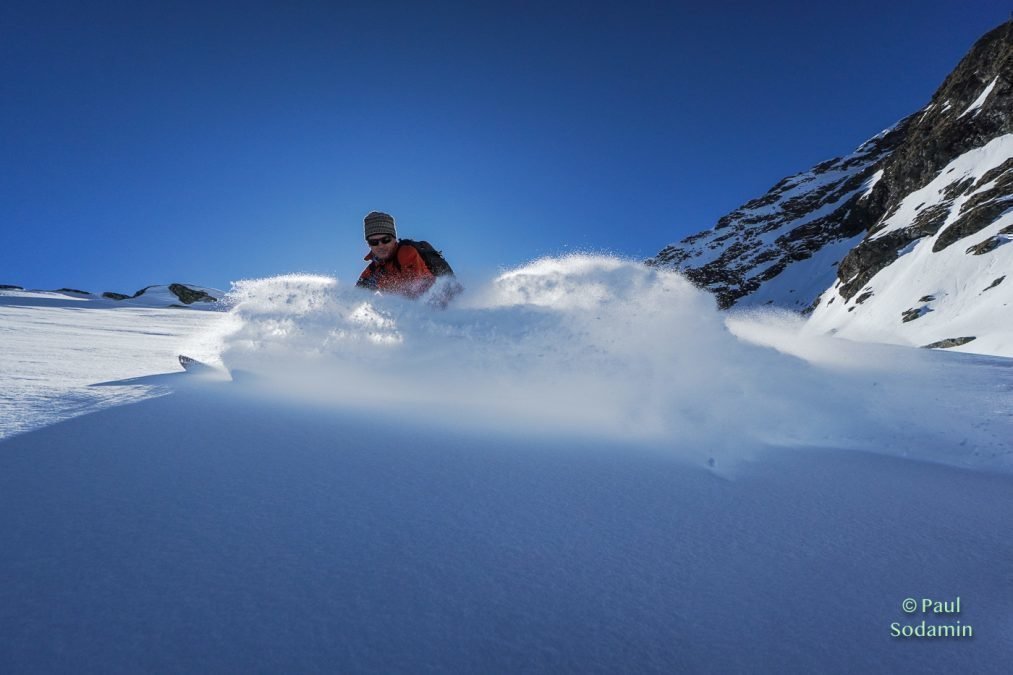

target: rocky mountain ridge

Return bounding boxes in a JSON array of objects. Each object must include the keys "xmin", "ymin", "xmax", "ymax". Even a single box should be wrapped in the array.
[
  {"xmin": 649, "ymin": 21, "xmax": 1013, "ymax": 356},
  {"xmin": 648, "ymin": 121, "xmax": 909, "ymax": 310},
  {"xmin": 0, "ymin": 283, "xmax": 223, "ymax": 308}
]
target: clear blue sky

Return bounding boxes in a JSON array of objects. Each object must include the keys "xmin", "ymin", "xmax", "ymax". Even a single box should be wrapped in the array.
[{"xmin": 1, "ymin": 0, "xmax": 1007, "ymax": 293}]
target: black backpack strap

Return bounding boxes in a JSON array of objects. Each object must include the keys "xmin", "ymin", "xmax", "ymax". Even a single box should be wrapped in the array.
[{"xmin": 391, "ymin": 242, "xmax": 406, "ymax": 272}]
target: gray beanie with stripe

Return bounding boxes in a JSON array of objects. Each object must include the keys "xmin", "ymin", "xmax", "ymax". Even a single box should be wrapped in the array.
[{"xmin": 364, "ymin": 211, "xmax": 397, "ymax": 239}]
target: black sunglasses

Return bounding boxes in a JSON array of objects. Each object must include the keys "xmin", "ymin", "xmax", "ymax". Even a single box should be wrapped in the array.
[{"xmin": 367, "ymin": 235, "xmax": 394, "ymax": 246}]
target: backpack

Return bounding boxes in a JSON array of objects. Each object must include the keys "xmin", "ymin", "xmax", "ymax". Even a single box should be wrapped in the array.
[{"xmin": 398, "ymin": 239, "xmax": 455, "ymax": 277}]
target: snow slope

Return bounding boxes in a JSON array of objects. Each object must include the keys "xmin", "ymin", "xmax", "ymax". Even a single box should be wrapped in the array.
[
  {"xmin": 1, "ymin": 257, "xmax": 1012, "ymax": 671},
  {"xmin": 809, "ymin": 136, "xmax": 1013, "ymax": 356},
  {"xmin": 0, "ymin": 299, "xmax": 228, "ymax": 438}
]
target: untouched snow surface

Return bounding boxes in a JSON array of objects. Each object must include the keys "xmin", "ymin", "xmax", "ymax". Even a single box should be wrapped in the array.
[
  {"xmin": 0, "ymin": 299, "xmax": 229, "ymax": 438},
  {"xmin": 2, "ymin": 256, "xmax": 1012, "ymax": 671}
]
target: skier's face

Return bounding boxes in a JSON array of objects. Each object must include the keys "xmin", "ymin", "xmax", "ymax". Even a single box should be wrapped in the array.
[{"xmin": 368, "ymin": 235, "xmax": 397, "ymax": 262}]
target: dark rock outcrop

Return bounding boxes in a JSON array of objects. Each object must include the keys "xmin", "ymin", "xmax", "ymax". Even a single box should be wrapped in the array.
[
  {"xmin": 983, "ymin": 275, "xmax": 1006, "ymax": 291},
  {"xmin": 965, "ymin": 235, "xmax": 1006, "ymax": 255},
  {"xmin": 169, "ymin": 283, "xmax": 217, "ymax": 305},
  {"xmin": 922, "ymin": 336, "xmax": 977, "ymax": 349},
  {"xmin": 104, "ymin": 286, "xmax": 152, "ymax": 301}
]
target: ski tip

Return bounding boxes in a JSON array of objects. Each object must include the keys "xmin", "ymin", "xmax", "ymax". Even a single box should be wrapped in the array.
[
  {"xmin": 178, "ymin": 354, "xmax": 231, "ymax": 380},
  {"xmin": 179, "ymin": 354, "xmax": 214, "ymax": 372}
]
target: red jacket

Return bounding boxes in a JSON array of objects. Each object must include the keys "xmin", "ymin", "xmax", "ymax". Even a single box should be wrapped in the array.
[{"xmin": 356, "ymin": 243, "xmax": 436, "ymax": 298}]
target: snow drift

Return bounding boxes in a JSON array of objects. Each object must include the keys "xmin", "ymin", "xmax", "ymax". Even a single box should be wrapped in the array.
[{"xmin": 194, "ymin": 255, "xmax": 1012, "ymax": 472}]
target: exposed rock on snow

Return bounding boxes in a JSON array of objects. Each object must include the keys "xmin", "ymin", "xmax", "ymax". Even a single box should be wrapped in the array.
[
  {"xmin": 922, "ymin": 336, "xmax": 977, "ymax": 349},
  {"xmin": 965, "ymin": 235, "xmax": 1006, "ymax": 254},
  {"xmin": 168, "ymin": 283, "xmax": 218, "ymax": 305},
  {"xmin": 983, "ymin": 275, "xmax": 1006, "ymax": 291},
  {"xmin": 901, "ymin": 306, "xmax": 931, "ymax": 323}
]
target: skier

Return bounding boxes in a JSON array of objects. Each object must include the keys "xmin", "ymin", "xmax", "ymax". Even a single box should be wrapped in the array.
[{"xmin": 356, "ymin": 211, "xmax": 459, "ymax": 304}]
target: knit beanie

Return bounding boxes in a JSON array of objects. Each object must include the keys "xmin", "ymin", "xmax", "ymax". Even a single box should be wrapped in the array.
[{"xmin": 364, "ymin": 211, "xmax": 397, "ymax": 239}]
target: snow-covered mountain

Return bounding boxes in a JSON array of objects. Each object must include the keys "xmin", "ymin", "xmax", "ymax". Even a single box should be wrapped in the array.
[
  {"xmin": 0, "ymin": 282, "xmax": 224, "ymax": 308},
  {"xmin": 649, "ymin": 21, "xmax": 1012, "ymax": 356}
]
